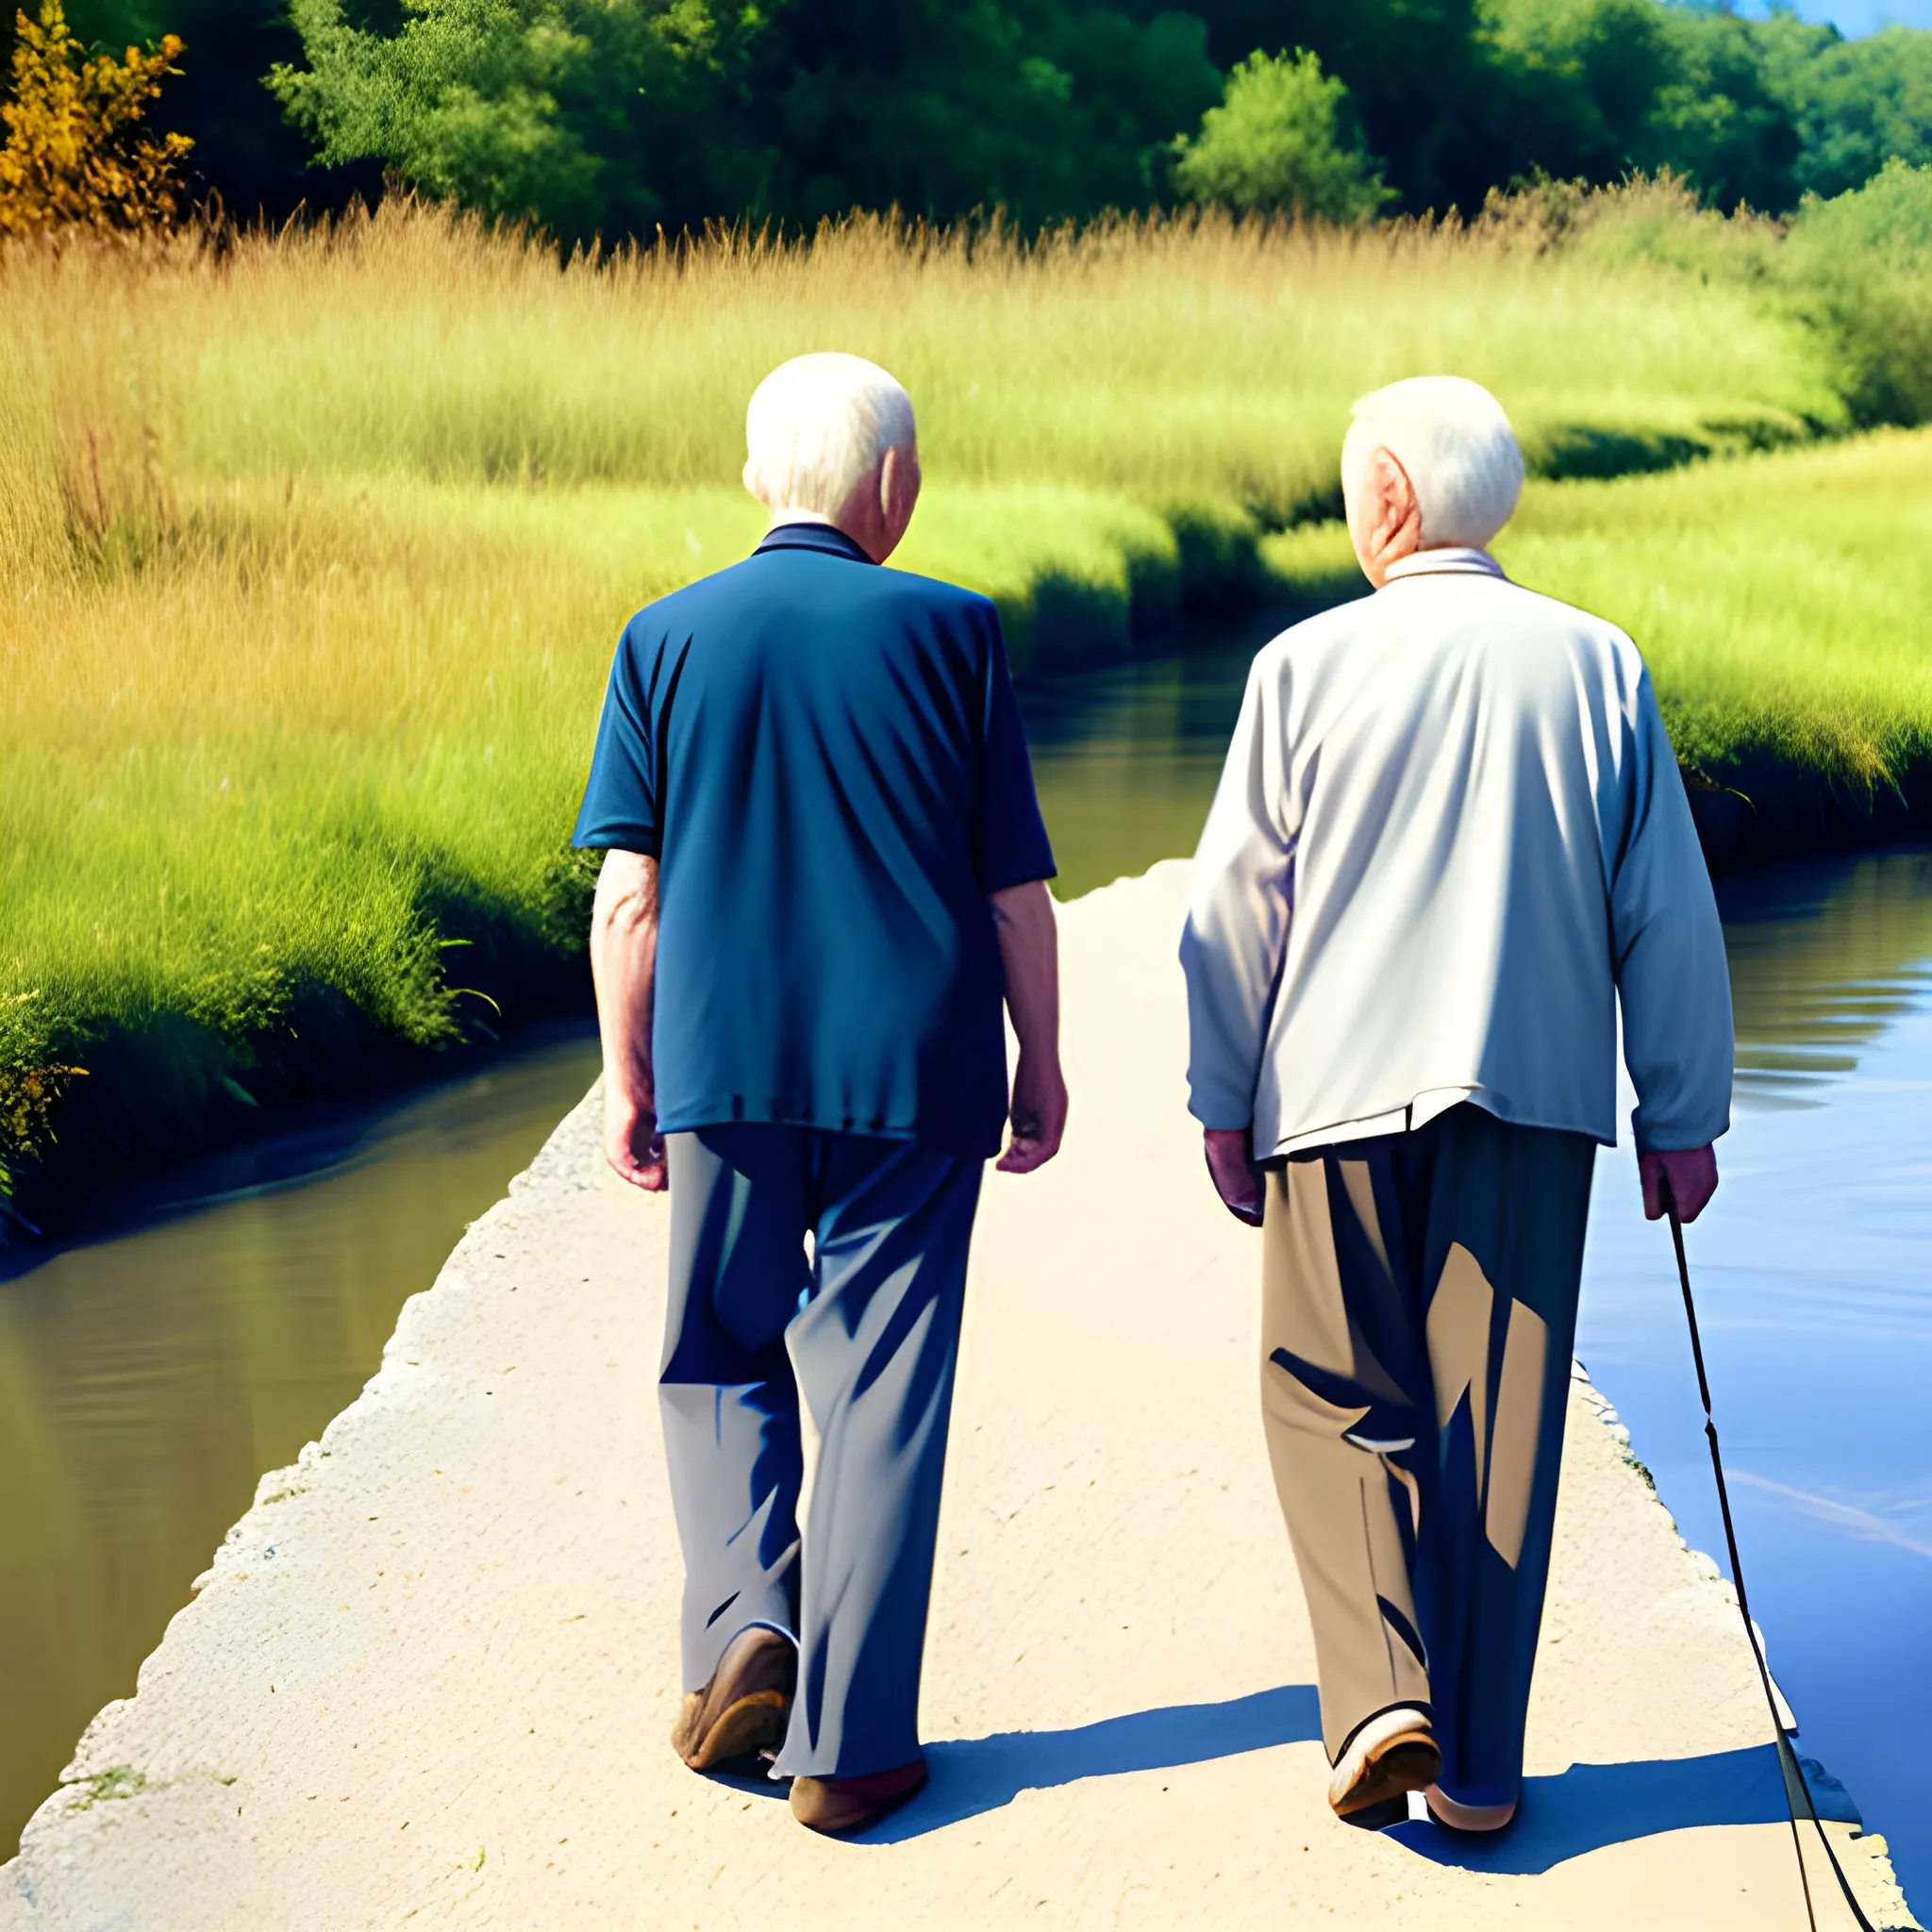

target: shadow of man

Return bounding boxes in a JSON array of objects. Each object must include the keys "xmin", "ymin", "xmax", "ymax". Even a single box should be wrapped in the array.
[{"xmin": 838, "ymin": 1687, "xmax": 1858, "ymax": 1867}]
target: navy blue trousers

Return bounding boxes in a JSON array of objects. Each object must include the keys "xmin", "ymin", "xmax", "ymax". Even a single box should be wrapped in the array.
[{"xmin": 659, "ymin": 1124, "xmax": 982, "ymax": 1780}]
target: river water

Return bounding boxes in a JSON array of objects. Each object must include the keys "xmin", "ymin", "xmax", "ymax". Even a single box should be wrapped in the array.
[
  {"xmin": 0, "ymin": 1030, "xmax": 603, "ymax": 1857},
  {"xmin": 4, "ymin": 634, "xmax": 1930, "ymax": 1909}
]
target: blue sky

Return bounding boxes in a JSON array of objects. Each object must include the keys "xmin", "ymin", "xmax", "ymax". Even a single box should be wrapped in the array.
[{"xmin": 1737, "ymin": 0, "xmax": 1932, "ymax": 30}]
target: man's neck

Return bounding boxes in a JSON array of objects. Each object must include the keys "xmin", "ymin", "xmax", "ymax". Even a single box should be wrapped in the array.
[{"xmin": 1381, "ymin": 544, "xmax": 1504, "ymax": 584}]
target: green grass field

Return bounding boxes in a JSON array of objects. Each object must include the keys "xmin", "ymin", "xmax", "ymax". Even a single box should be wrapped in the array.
[
  {"xmin": 1255, "ymin": 428, "xmax": 1932, "ymax": 786},
  {"xmin": 1505, "ymin": 433, "xmax": 1932, "ymax": 784},
  {"xmin": 1, "ymin": 194, "xmax": 1926, "ymax": 1210}
]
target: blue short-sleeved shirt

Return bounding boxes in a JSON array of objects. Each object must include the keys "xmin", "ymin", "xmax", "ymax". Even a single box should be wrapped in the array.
[{"xmin": 573, "ymin": 523, "xmax": 1057, "ymax": 1159}]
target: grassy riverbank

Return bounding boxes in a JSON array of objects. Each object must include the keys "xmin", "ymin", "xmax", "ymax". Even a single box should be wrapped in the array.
[
  {"xmin": 1256, "ymin": 427, "xmax": 1932, "ymax": 791},
  {"xmin": 1, "ymin": 190, "xmax": 1927, "ymax": 1217},
  {"xmin": 1510, "ymin": 433, "xmax": 1932, "ymax": 788}
]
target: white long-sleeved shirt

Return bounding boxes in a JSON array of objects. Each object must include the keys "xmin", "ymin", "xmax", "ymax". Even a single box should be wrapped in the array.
[{"xmin": 1180, "ymin": 548, "xmax": 1733, "ymax": 1157}]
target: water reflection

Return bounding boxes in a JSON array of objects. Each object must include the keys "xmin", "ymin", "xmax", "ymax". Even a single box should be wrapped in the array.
[
  {"xmin": 1722, "ymin": 853, "xmax": 1932, "ymax": 1108},
  {"xmin": 0, "ymin": 1030, "xmax": 601, "ymax": 1855},
  {"xmin": 1579, "ymin": 971, "xmax": 1932, "ymax": 1909}
]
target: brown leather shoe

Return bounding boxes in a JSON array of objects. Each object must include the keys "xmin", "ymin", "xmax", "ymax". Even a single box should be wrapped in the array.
[
  {"xmin": 670, "ymin": 1625, "xmax": 796, "ymax": 1772},
  {"xmin": 1326, "ymin": 1706, "xmax": 1441, "ymax": 1820},
  {"xmin": 789, "ymin": 1758, "xmax": 929, "ymax": 1836}
]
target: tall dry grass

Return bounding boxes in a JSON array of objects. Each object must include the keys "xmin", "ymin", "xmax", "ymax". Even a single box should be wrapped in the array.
[
  {"xmin": 0, "ymin": 197, "xmax": 1840, "ymax": 512},
  {"xmin": 0, "ymin": 197, "xmax": 1879, "ymax": 1194}
]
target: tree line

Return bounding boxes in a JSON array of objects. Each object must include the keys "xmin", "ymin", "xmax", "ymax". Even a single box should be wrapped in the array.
[{"xmin": 17, "ymin": 0, "xmax": 1932, "ymax": 241}]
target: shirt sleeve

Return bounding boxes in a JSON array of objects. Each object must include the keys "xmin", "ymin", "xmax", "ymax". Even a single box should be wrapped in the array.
[
  {"xmin": 1609, "ymin": 670, "xmax": 1735, "ymax": 1153},
  {"xmin": 1179, "ymin": 652, "xmax": 1296, "ymax": 1132},
  {"xmin": 974, "ymin": 613, "xmax": 1057, "ymax": 891},
  {"xmin": 572, "ymin": 624, "xmax": 662, "ymax": 855}
]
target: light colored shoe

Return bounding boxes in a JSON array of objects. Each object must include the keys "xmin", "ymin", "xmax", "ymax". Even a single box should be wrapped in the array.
[
  {"xmin": 790, "ymin": 1758, "xmax": 929, "ymax": 1836},
  {"xmin": 1326, "ymin": 1706, "xmax": 1441, "ymax": 1819},
  {"xmin": 670, "ymin": 1625, "xmax": 795, "ymax": 1771},
  {"xmin": 1425, "ymin": 1784, "xmax": 1517, "ymax": 1832}
]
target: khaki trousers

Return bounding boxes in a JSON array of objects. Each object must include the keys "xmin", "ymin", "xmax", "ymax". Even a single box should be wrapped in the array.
[{"xmin": 1260, "ymin": 1103, "xmax": 1595, "ymax": 1809}]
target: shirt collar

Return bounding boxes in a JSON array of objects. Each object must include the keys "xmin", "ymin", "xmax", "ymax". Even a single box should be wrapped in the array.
[
  {"xmin": 754, "ymin": 522, "xmax": 875, "ymax": 564},
  {"xmin": 1381, "ymin": 546, "xmax": 1507, "ymax": 585}
]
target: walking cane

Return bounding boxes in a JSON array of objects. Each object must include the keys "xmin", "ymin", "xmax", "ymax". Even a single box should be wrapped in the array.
[{"xmin": 1659, "ymin": 1176, "xmax": 1881, "ymax": 1932}]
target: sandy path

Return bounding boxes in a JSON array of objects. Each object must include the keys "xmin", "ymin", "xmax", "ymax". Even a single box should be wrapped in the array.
[{"xmin": 1, "ymin": 863, "xmax": 1914, "ymax": 1930}]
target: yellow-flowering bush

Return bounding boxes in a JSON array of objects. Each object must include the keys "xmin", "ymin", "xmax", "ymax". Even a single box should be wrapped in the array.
[{"xmin": 0, "ymin": 0, "xmax": 191, "ymax": 236}]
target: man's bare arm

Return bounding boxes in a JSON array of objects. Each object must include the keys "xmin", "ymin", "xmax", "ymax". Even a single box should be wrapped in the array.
[
  {"xmin": 990, "ymin": 879, "xmax": 1067, "ymax": 1174},
  {"xmin": 590, "ymin": 848, "xmax": 665, "ymax": 1191}
]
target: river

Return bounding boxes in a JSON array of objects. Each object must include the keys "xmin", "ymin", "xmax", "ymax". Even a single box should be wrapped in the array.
[
  {"xmin": 4, "ymin": 633, "xmax": 1930, "ymax": 1910},
  {"xmin": 0, "ymin": 1029, "xmax": 603, "ymax": 1858}
]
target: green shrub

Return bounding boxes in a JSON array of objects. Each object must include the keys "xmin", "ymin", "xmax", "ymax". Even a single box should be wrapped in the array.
[
  {"xmin": 1172, "ymin": 50, "xmax": 1391, "ymax": 225},
  {"xmin": 1785, "ymin": 158, "xmax": 1932, "ymax": 427},
  {"xmin": 1507, "ymin": 163, "xmax": 1932, "ymax": 434}
]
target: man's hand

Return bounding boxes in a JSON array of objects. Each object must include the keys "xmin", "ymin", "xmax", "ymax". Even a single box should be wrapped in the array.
[
  {"xmin": 604, "ymin": 1093, "xmax": 667, "ymax": 1191},
  {"xmin": 991, "ymin": 879, "xmax": 1067, "ymax": 1176},
  {"xmin": 1640, "ymin": 1143, "xmax": 1718, "ymax": 1223},
  {"xmin": 1205, "ymin": 1127, "xmax": 1265, "ymax": 1227},
  {"xmin": 998, "ymin": 1049, "xmax": 1068, "ymax": 1174}
]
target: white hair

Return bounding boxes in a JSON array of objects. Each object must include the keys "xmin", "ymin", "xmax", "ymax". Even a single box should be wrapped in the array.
[
  {"xmin": 1341, "ymin": 375, "xmax": 1524, "ymax": 550},
  {"xmin": 742, "ymin": 352, "xmax": 916, "ymax": 517}
]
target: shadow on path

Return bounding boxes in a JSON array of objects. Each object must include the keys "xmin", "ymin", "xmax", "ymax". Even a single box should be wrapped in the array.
[
  {"xmin": 1391, "ymin": 1743, "xmax": 1860, "ymax": 1875},
  {"xmin": 869, "ymin": 1686, "xmax": 1323, "ymax": 1840},
  {"xmin": 1398, "ymin": 1739, "xmax": 1862, "ymax": 1870},
  {"xmin": 868, "ymin": 1689, "xmax": 1860, "ymax": 1870}
]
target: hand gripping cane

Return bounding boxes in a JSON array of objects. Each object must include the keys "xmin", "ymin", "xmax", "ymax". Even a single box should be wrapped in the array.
[{"xmin": 1660, "ymin": 1176, "xmax": 1881, "ymax": 1932}]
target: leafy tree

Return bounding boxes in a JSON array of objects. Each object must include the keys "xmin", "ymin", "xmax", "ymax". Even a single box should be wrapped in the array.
[
  {"xmin": 128, "ymin": 0, "xmax": 1932, "ymax": 235},
  {"xmin": 269, "ymin": 0, "xmax": 775, "ymax": 241},
  {"xmin": 1172, "ymin": 47, "xmax": 1390, "ymax": 221},
  {"xmin": 758, "ymin": 1, "xmax": 1221, "ymax": 228},
  {"xmin": 0, "ymin": 0, "xmax": 192, "ymax": 232},
  {"xmin": 1472, "ymin": 0, "xmax": 1805, "ymax": 212},
  {"xmin": 1760, "ymin": 20, "xmax": 1932, "ymax": 202},
  {"xmin": 1476, "ymin": 0, "xmax": 1677, "ymax": 185},
  {"xmin": 1184, "ymin": 0, "xmax": 1932, "ymax": 218},
  {"xmin": 266, "ymin": 0, "xmax": 1223, "ymax": 237},
  {"xmin": 1649, "ymin": 4, "xmax": 1804, "ymax": 211}
]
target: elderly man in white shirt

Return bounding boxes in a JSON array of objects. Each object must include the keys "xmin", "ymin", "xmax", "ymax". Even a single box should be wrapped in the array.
[{"xmin": 1180, "ymin": 375, "xmax": 1732, "ymax": 1835}]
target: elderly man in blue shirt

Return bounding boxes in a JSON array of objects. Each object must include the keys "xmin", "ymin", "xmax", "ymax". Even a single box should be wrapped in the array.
[
  {"xmin": 575, "ymin": 353, "xmax": 1065, "ymax": 1838},
  {"xmin": 1182, "ymin": 376, "xmax": 1733, "ymax": 1835}
]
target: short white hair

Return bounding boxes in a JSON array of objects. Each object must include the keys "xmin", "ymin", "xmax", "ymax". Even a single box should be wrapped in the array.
[
  {"xmin": 742, "ymin": 352, "xmax": 916, "ymax": 517},
  {"xmin": 1341, "ymin": 375, "xmax": 1524, "ymax": 550}
]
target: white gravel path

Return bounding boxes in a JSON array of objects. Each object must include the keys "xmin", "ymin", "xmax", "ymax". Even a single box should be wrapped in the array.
[{"xmin": 1, "ymin": 863, "xmax": 1914, "ymax": 1930}]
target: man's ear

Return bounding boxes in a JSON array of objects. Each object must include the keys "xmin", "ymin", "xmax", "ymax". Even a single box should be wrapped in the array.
[
  {"xmin": 884, "ymin": 445, "xmax": 917, "ymax": 518},
  {"xmin": 878, "ymin": 444, "xmax": 920, "ymax": 551},
  {"xmin": 742, "ymin": 456, "xmax": 767, "ymax": 506},
  {"xmin": 1348, "ymin": 445, "xmax": 1424, "ymax": 589},
  {"xmin": 1369, "ymin": 448, "xmax": 1420, "ymax": 550}
]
